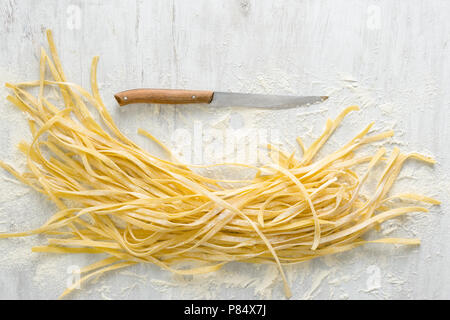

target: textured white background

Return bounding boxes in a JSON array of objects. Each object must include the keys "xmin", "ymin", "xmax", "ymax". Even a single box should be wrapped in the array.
[{"xmin": 0, "ymin": 0, "xmax": 449, "ymax": 299}]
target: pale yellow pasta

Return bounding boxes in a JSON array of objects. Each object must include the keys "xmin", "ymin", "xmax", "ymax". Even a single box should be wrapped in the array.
[{"xmin": 0, "ymin": 30, "xmax": 440, "ymax": 299}]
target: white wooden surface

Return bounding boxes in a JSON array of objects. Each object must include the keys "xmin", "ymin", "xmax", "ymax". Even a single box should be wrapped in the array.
[{"xmin": 0, "ymin": 0, "xmax": 449, "ymax": 299}]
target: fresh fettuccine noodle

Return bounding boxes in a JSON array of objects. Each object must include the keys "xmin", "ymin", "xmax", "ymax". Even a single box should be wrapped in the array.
[{"xmin": 0, "ymin": 31, "xmax": 439, "ymax": 299}]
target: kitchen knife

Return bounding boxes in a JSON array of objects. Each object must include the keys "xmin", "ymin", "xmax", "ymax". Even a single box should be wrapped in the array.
[{"xmin": 114, "ymin": 89, "xmax": 327, "ymax": 109}]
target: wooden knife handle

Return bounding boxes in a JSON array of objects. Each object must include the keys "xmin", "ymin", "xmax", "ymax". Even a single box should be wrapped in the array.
[{"xmin": 114, "ymin": 89, "xmax": 214, "ymax": 106}]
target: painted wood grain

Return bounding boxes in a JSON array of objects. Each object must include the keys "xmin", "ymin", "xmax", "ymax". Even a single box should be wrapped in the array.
[{"xmin": 0, "ymin": 0, "xmax": 449, "ymax": 299}]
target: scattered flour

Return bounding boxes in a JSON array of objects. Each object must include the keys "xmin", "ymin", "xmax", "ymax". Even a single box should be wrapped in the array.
[{"xmin": 0, "ymin": 62, "xmax": 444, "ymax": 299}]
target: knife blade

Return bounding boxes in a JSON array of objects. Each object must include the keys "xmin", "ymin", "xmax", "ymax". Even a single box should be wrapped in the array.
[{"xmin": 114, "ymin": 88, "xmax": 327, "ymax": 109}]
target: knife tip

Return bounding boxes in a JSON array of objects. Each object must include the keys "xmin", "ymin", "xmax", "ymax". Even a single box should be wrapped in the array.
[{"xmin": 321, "ymin": 96, "xmax": 329, "ymax": 101}]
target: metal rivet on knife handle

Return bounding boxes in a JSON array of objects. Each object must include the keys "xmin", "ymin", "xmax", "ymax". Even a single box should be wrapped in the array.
[{"xmin": 114, "ymin": 89, "xmax": 214, "ymax": 106}]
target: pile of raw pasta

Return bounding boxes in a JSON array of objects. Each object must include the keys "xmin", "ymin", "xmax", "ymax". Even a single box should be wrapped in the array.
[{"xmin": 0, "ymin": 31, "xmax": 439, "ymax": 299}]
